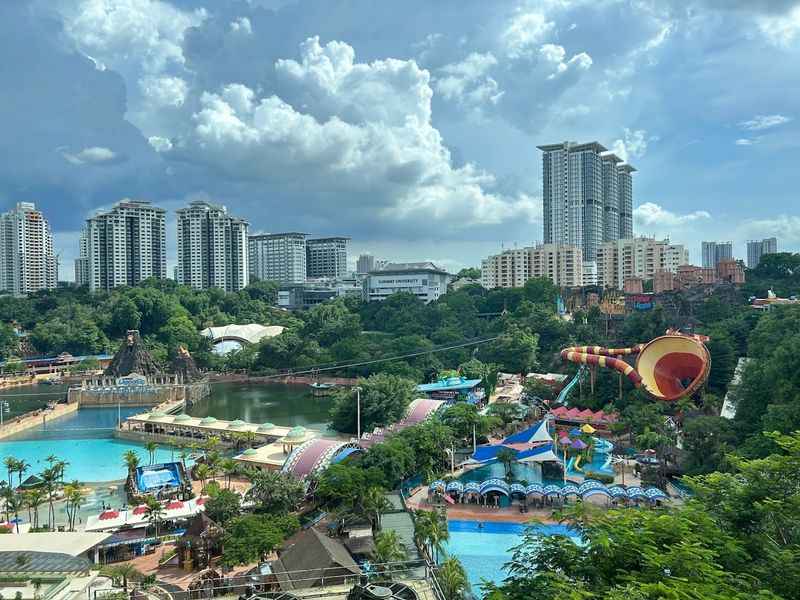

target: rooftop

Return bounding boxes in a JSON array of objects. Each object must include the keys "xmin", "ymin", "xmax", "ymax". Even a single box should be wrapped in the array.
[{"xmin": 370, "ymin": 261, "xmax": 449, "ymax": 275}]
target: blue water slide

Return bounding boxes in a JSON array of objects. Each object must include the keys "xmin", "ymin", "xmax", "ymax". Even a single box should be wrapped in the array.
[{"xmin": 556, "ymin": 365, "xmax": 586, "ymax": 406}]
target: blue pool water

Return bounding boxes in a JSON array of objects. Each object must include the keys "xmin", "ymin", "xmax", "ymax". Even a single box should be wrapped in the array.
[
  {"xmin": 444, "ymin": 520, "xmax": 579, "ymax": 597},
  {"xmin": 567, "ymin": 450, "xmax": 614, "ymax": 477},
  {"xmin": 0, "ymin": 407, "xmax": 182, "ymax": 483}
]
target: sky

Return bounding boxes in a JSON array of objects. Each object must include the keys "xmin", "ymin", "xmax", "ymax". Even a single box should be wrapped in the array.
[{"xmin": 1, "ymin": 0, "xmax": 799, "ymax": 279}]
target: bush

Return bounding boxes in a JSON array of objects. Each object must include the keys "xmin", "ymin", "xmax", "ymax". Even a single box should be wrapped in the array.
[{"xmin": 584, "ymin": 471, "xmax": 614, "ymax": 484}]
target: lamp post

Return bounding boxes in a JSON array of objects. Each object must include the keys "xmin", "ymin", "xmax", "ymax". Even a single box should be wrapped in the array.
[{"xmin": 354, "ymin": 386, "xmax": 362, "ymax": 440}]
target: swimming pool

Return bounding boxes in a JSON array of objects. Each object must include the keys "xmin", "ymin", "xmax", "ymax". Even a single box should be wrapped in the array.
[
  {"xmin": 443, "ymin": 520, "xmax": 579, "ymax": 597},
  {"xmin": 457, "ymin": 461, "xmax": 564, "ymax": 487}
]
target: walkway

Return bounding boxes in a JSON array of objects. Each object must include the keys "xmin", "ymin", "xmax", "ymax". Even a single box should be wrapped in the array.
[{"xmin": 380, "ymin": 493, "xmax": 424, "ymax": 577}]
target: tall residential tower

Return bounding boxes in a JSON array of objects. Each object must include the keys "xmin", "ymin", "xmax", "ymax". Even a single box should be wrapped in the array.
[
  {"xmin": 248, "ymin": 232, "xmax": 307, "ymax": 284},
  {"xmin": 76, "ymin": 200, "xmax": 166, "ymax": 292},
  {"xmin": 746, "ymin": 238, "xmax": 778, "ymax": 269},
  {"xmin": 176, "ymin": 201, "xmax": 249, "ymax": 292},
  {"xmin": 306, "ymin": 237, "xmax": 350, "ymax": 279},
  {"xmin": 0, "ymin": 202, "xmax": 58, "ymax": 296}
]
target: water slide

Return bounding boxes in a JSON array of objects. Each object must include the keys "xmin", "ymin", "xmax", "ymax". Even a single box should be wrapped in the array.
[
  {"xmin": 566, "ymin": 457, "xmax": 576, "ymax": 472},
  {"xmin": 573, "ymin": 455, "xmax": 583, "ymax": 471},
  {"xmin": 560, "ymin": 332, "xmax": 711, "ymax": 401},
  {"xmin": 556, "ymin": 365, "xmax": 586, "ymax": 407}
]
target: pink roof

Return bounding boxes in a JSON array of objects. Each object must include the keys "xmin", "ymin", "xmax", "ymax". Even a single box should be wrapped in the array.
[
  {"xmin": 285, "ymin": 439, "xmax": 346, "ymax": 478},
  {"xmin": 404, "ymin": 398, "xmax": 446, "ymax": 425},
  {"xmin": 132, "ymin": 505, "xmax": 148, "ymax": 515},
  {"xmin": 99, "ymin": 510, "xmax": 120, "ymax": 520},
  {"xmin": 167, "ymin": 501, "xmax": 184, "ymax": 510},
  {"xmin": 550, "ymin": 407, "xmax": 619, "ymax": 425}
]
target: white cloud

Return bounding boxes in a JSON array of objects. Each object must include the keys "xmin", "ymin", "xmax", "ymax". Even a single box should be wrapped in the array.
[
  {"xmin": 739, "ymin": 215, "xmax": 800, "ymax": 246},
  {"xmin": 140, "ymin": 75, "xmax": 188, "ymax": 107},
  {"xmin": 539, "ymin": 44, "xmax": 592, "ymax": 79},
  {"xmin": 757, "ymin": 6, "xmax": 800, "ymax": 47},
  {"xmin": 60, "ymin": 0, "xmax": 206, "ymax": 76},
  {"xmin": 165, "ymin": 39, "xmax": 539, "ymax": 231},
  {"xmin": 502, "ymin": 11, "xmax": 555, "ymax": 58},
  {"xmin": 634, "ymin": 202, "xmax": 711, "ymax": 227},
  {"xmin": 61, "ymin": 146, "xmax": 117, "ymax": 165},
  {"xmin": 738, "ymin": 114, "xmax": 792, "ymax": 130},
  {"xmin": 436, "ymin": 52, "xmax": 504, "ymax": 109},
  {"xmin": 148, "ymin": 136, "xmax": 173, "ymax": 152},
  {"xmin": 735, "ymin": 138, "xmax": 755, "ymax": 146},
  {"xmin": 611, "ymin": 128, "xmax": 655, "ymax": 162},
  {"xmin": 229, "ymin": 16, "xmax": 252, "ymax": 35}
]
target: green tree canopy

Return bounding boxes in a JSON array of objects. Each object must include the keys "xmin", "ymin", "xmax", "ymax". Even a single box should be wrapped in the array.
[{"xmin": 329, "ymin": 373, "xmax": 416, "ymax": 434}]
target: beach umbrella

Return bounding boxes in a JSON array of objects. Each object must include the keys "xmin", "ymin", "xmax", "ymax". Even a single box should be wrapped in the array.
[
  {"xmin": 580, "ymin": 424, "xmax": 596, "ymax": 434},
  {"xmin": 569, "ymin": 428, "xmax": 582, "ymax": 436},
  {"xmin": 571, "ymin": 439, "xmax": 588, "ymax": 450},
  {"xmin": 558, "ymin": 436, "xmax": 572, "ymax": 446}
]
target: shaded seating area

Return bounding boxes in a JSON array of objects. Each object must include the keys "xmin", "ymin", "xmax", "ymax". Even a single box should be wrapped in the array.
[{"xmin": 428, "ymin": 478, "xmax": 670, "ymax": 508}]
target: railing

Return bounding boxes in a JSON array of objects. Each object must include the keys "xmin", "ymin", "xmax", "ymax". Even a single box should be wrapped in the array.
[{"xmin": 127, "ymin": 559, "xmax": 447, "ymax": 600}]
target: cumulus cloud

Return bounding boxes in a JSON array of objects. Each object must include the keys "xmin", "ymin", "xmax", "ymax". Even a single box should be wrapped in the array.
[
  {"xmin": 738, "ymin": 114, "xmax": 792, "ymax": 130},
  {"xmin": 163, "ymin": 38, "xmax": 538, "ymax": 231},
  {"xmin": 634, "ymin": 202, "xmax": 711, "ymax": 227},
  {"xmin": 739, "ymin": 215, "xmax": 800, "ymax": 245},
  {"xmin": 757, "ymin": 6, "xmax": 800, "ymax": 47},
  {"xmin": 435, "ymin": 52, "xmax": 504, "ymax": 109},
  {"xmin": 611, "ymin": 129, "xmax": 655, "ymax": 162},
  {"xmin": 140, "ymin": 75, "xmax": 188, "ymax": 107},
  {"xmin": 61, "ymin": 146, "xmax": 118, "ymax": 165},
  {"xmin": 539, "ymin": 44, "xmax": 592, "ymax": 79},
  {"xmin": 230, "ymin": 16, "xmax": 253, "ymax": 35},
  {"xmin": 735, "ymin": 138, "xmax": 755, "ymax": 146},
  {"xmin": 502, "ymin": 11, "xmax": 555, "ymax": 58}
]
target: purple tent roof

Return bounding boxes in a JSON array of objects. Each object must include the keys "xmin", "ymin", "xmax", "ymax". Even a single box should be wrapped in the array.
[
  {"xmin": 570, "ymin": 439, "xmax": 588, "ymax": 450},
  {"xmin": 558, "ymin": 436, "xmax": 571, "ymax": 446}
]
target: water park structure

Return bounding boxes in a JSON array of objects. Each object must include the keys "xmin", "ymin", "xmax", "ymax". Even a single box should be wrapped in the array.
[{"xmin": 560, "ymin": 330, "xmax": 711, "ymax": 401}]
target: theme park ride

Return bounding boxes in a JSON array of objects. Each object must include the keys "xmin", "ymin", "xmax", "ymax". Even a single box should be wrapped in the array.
[{"xmin": 560, "ymin": 330, "xmax": 711, "ymax": 401}]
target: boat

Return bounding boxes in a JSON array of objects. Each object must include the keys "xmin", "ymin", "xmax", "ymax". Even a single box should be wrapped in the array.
[{"xmin": 309, "ymin": 382, "xmax": 337, "ymax": 396}]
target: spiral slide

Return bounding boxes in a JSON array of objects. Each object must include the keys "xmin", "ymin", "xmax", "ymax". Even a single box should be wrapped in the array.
[
  {"xmin": 561, "ymin": 333, "xmax": 711, "ymax": 402},
  {"xmin": 556, "ymin": 365, "xmax": 586, "ymax": 407}
]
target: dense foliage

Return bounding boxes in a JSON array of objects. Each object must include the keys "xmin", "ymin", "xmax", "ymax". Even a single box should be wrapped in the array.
[
  {"xmin": 221, "ymin": 513, "xmax": 300, "ymax": 567},
  {"xmin": 329, "ymin": 373, "xmax": 416, "ymax": 434}
]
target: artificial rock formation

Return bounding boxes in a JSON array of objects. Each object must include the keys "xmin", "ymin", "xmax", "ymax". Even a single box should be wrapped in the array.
[
  {"xmin": 105, "ymin": 330, "xmax": 161, "ymax": 377},
  {"xmin": 171, "ymin": 346, "xmax": 202, "ymax": 382}
]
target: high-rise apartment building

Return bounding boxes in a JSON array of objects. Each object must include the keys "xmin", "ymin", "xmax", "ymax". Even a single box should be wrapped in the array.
[
  {"xmin": 248, "ymin": 233, "xmax": 307, "ymax": 284},
  {"xmin": 356, "ymin": 253, "xmax": 375, "ymax": 274},
  {"xmin": 0, "ymin": 202, "xmax": 58, "ymax": 296},
  {"xmin": 306, "ymin": 237, "xmax": 350, "ymax": 279},
  {"xmin": 76, "ymin": 200, "xmax": 166, "ymax": 292},
  {"xmin": 539, "ymin": 142, "xmax": 636, "ymax": 265},
  {"xmin": 701, "ymin": 241, "xmax": 733, "ymax": 268},
  {"xmin": 176, "ymin": 201, "xmax": 249, "ymax": 292},
  {"xmin": 480, "ymin": 243, "xmax": 583, "ymax": 289},
  {"xmin": 746, "ymin": 237, "xmax": 778, "ymax": 268},
  {"xmin": 596, "ymin": 237, "xmax": 688, "ymax": 290}
]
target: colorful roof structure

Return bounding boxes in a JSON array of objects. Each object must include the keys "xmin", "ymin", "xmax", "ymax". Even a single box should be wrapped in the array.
[
  {"xmin": 551, "ymin": 406, "xmax": 619, "ymax": 424},
  {"xmin": 503, "ymin": 420, "xmax": 552, "ymax": 445},
  {"xmin": 417, "ymin": 376, "xmax": 483, "ymax": 393},
  {"xmin": 281, "ymin": 439, "xmax": 362, "ymax": 480}
]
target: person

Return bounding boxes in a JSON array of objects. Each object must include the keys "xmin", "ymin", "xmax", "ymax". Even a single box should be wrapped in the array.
[{"xmin": 477, "ymin": 522, "xmax": 484, "ymax": 530}]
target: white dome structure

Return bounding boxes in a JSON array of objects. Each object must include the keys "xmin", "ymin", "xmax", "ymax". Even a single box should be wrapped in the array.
[{"xmin": 201, "ymin": 324, "xmax": 285, "ymax": 355}]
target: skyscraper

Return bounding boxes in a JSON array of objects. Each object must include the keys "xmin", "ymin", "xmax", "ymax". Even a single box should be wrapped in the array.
[
  {"xmin": 0, "ymin": 202, "xmax": 58, "ymax": 296},
  {"xmin": 747, "ymin": 237, "xmax": 778, "ymax": 268},
  {"xmin": 176, "ymin": 201, "xmax": 249, "ymax": 292},
  {"xmin": 539, "ymin": 141, "xmax": 636, "ymax": 265},
  {"xmin": 701, "ymin": 241, "xmax": 733, "ymax": 268},
  {"xmin": 306, "ymin": 237, "xmax": 350, "ymax": 278},
  {"xmin": 77, "ymin": 200, "xmax": 166, "ymax": 292},
  {"xmin": 248, "ymin": 233, "xmax": 307, "ymax": 284},
  {"xmin": 356, "ymin": 253, "xmax": 375, "ymax": 274}
]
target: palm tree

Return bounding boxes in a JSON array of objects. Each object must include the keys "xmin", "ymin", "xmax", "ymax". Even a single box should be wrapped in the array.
[
  {"xmin": 63, "ymin": 485, "xmax": 85, "ymax": 531},
  {"xmin": 100, "ymin": 564, "xmax": 142, "ymax": 594},
  {"xmin": 220, "ymin": 458, "xmax": 237, "ymax": 490},
  {"xmin": 123, "ymin": 450, "xmax": 140, "ymax": 474},
  {"xmin": 496, "ymin": 447, "xmax": 517, "ymax": 480},
  {"xmin": 5, "ymin": 491, "xmax": 23, "ymax": 533},
  {"xmin": 194, "ymin": 463, "xmax": 210, "ymax": 491},
  {"xmin": 3, "ymin": 457, "xmax": 18, "ymax": 487},
  {"xmin": 145, "ymin": 497, "xmax": 166, "ymax": 539},
  {"xmin": 177, "ymin": 445, "xmax": 189, "ymax": 472},
  {"xmin": 438, "ymin": 557, "xmax": 469, "ymax": 600},
  {"xmin": 363, "ymin": 486, "xmax": 392, "ymax": 530},
  {"xmin": 144, "ymin": 441, "xmax": 158, "ymax": 465},
  {"xmin": 26, "ymin": 489, "xmax": 45, "ymax": 530},
  {"xmin": 16, "ymin": 460, "xmax": 30, "ymax": 488},
  {"xmin": 374, "ymin": 530, "xmax": 407, "ymax": 572},
  {"xmin": 40, "ymin": 466, "xmax": 59, "ymax": 530},
  {"xmin": 414, "ymin": 510, "xmax": 449, "ymax": 563}
]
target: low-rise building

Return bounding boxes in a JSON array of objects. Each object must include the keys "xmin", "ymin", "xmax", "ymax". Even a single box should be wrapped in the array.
[
  {"xmin": 596, "ymin": 237, "xmax": 688, "ymax": 290},
  {"xmin": 481, "ymin": 243, "xmax": 583, "ymax": 289},
  {"xmin": 364, "ymin": 262, "xmax": 451, "ymax": 303}
]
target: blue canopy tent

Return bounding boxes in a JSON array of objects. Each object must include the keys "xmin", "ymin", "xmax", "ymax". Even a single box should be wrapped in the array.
[
  {"xmin": 525, "ymin": 483, "xmax": 545, "ymax": 497},
  {"xmin": 645, "ymin": 487, "xmax": 668, "ymax": 502},
  {"xmin": 470, "ymin": 444, "xmax": 514, "ymax": 463},
  {"xmin": 463, "ymin": 481, "xmax": 481, "ymax": 498},
  {"xmin": 509, "ymin": 483, "xmax": 527, "ymax": 498},
  {"xmin": 607, "ymin": 485, "xmax": 629, "ymax": 499},
  {"xmin": 429, "ymin": 480, "xmax": 446, "ymax": 493},
  {"xmin": 543, "ymin": 484, "xmax": 562, "ymax": 497},
  {"xmin": 626, "ymin": 486, "xmax": 647, "ymax": 500},
  {"xmin": 516, "ymin": 443, "xmax": 562, "ymax": 464},
  {"xmin": 561, "ymin": 483, "xmax": 580, "ymax": 497},
  {"xmin": 445, "ymin": 481, "xmax": 464, "ymax": 495},
  {"xmin": 503, "ymin": 420, "xmax": 553, "ymax": 445},
  {"xmin": 480, "ymin": 478, "xmax": 511, "ymax": 497}
]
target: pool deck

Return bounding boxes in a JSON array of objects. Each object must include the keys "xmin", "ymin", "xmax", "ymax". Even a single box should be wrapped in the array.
[
  {"xmin": 0, "ymin": 401, "xmax": 78, "ymax": 440},
  {"xmin": 405, "ymin": 486, "xmax": 560, "ymax": 524}
]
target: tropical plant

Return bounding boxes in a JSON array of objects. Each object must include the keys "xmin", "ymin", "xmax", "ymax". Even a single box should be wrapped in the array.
[
  {"xmin": 144, "ymin": 497, "xmax": 165, "ymax": 539},
  {"xmin": 144, "ymin": 441, "xmax": 158, "ymax": 465},
  {"xmin": 374, "ymin": 530, "xmax": 407, "ymax": 569},
  {"xmin": 39, "ymin": 467, "xmax": 59, "ymax": 530},
  {"xmin": 25, "ymin": 489, "xmax": 45, "ymax": 530},
  {"xmin": 3, "ymin": 457, "xmax": 18, "ymax": 488},
  {"xmin": 122, "ymin": 450, "xmax": 140, "ymax": 474},
  {"xmin": 413, "ymin": 509, "xmax": 449, "ymax": 563},
  {"xmin": 4, "ymin": 491, "xmax": 23, "ymax": 533},
  {"xmin": 63, "ymin": 484, "xmax": 85, "ymax": 531},
  {"xmin": 100, "ymin": 564, "xmax": 142, "ymax": 593},
  {"xmin": 363, "ymin": 486, "xmax": 392, "ymax": 530},
  {"xmin": 220, "ymin": 458, "xmax": 238, "ymax": 490},
  {"xmin": 194, "ymin": 463, "xmax": 211, "ymax": 491},
  {"xmin": 15, "ymin": 460, "xmax": 29, "ymax": 488},
  {"xmin": 245, "ymin": 469, "xmax": 304, "ymax": 514},
  {"xmin": 438, "ymin": 557, "xmax": 469, "ymax": 600},
  {"xmin": 496, "ymin": 447, "xmax": 517, "ymax": 479}
]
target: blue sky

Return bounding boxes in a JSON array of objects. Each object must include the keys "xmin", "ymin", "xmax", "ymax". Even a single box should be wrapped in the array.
[{"xmin": 1, "ymin": 0, "xmax": 798, "ymax": 277}]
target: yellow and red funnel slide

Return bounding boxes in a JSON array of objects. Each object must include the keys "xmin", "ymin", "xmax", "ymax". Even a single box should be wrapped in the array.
[{"xmin": 561, "ymin": 334, "xmax": 711, "ymax": 401}]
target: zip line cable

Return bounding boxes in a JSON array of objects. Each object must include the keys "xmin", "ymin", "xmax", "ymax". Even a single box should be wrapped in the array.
[{"xmin": 0, "ymin": 335, "xmax": 501, "ymax": 399}]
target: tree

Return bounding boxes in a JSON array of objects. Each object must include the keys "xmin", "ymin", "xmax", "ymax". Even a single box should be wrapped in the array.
[
  {"xmin": 204, "ymin": 489, "xmax": 242, "ymax": 525},
  {"xmin": 221, "ymin": 514, "xmax": 299, "ymax": 568},
  {"xmin": 329, "ymin": 373, "xmax": 416, "ymax": 434},
  {"xmin": 374, "ymin": 530, "xmax": 407, "ymax": 568},
  {"xmin": 145, "ymin": 497, "xmax": 165, "ymax": 539},
  {"xmin": 363, "ymin": 486, "xmax": 392, "ymax": 530},
  {"xmin": 123, "ymin": 450, "xmax": 140, "ymax": 474},
  {"xmin": 194, "ymin": 463, "xmax": 211, "ymax": 491},
  {"xmin": 316, "ymin": 464, "xmax": 385, "ymax": 515},
  {"xmin": 681, "ymin": 416, "xmax": 736, "ymax": 475},
  {"xmin": 3, "ymin": 457, "xmax": 18, "ymax": 488},
  {"xmin": 479, "ymin": 324, "xmax": 539, "ymax": 374},
  {"xmin": 438, "ymin": 557, "xmax": 469, "ymax": 600},
  {"xmin": 220, "ymin": 458, "xmax": 238, "ymax": 489},
  {"xmin": 26, "ymin": 489, "xmax": 45, "ymax": 530},
  {"xmin": 303, "ymin": 298, "xmax": 361, "ymax": 346},
  {"xmin": 40, "ymin": 466, "xmax": 58, "ymax": 530},
  {"xmin": 496, "ymin": 447, "xmax": 517, "ymax": 479},
  {"xmin": 245, "ymin": 470, "xmax": 304, "ymax": 514},
  {"xmin": 100, "ymin": 564, "xmax": 142, "ymax": 594},
  {"xmin": 413, "ymin": 509, "xmax": 449, "ymax": 563},
  {"xmin": 441, "ymin": 403, "xmax": 498, "ymax": 447},
  {"xmin": 63, "ymin": 484, "xmax": 85, "ymax": 531},
  {"xmin": 144, "ymin": 442, "xmax": 158, "ymax": 465},
  {"xmin": 456, "ymin": 267, "xmax": 481, "ymax": 280}
]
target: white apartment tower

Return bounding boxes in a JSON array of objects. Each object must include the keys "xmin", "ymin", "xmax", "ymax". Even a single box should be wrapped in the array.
[
  {"xmin": 596, "ymin": 237, "xmax": 689, "ymax": 290},
  {"xmin": 248, "ymin": 232, "xmax": 307, "ymax": 284},
  {"xmin": 176, "ymin": 201, "xmax": 249, "ymax": 292},
  {"xmin": 481, "ymin": 244, "xmax": 583, "ymax": 289},
  {"xmin": 0, "ymin": 202, "xmax": 58, "ymax": 296},
  {"xmin": 77, "ymin": 200, "xmax": 167, "ymax": 292},
  {"xmin": 306, "ymin": 237, "xmax": 350, "ymax": 279}
]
